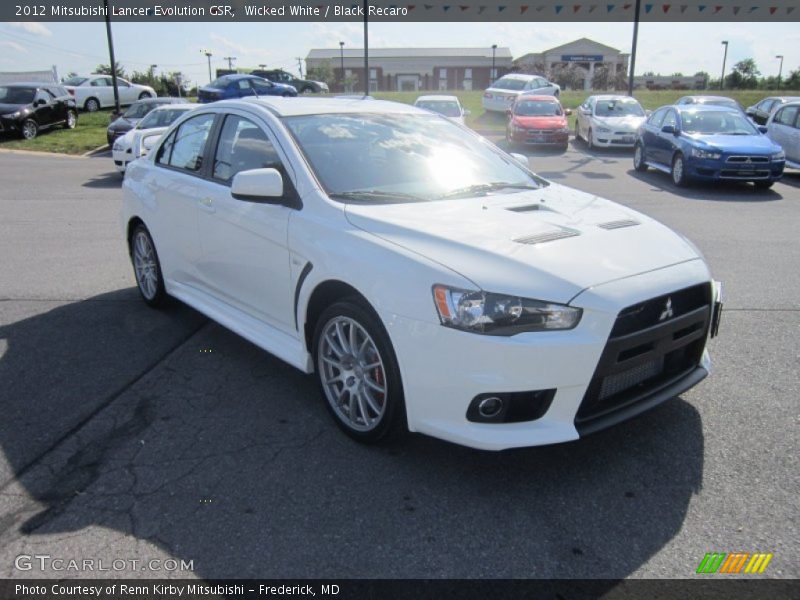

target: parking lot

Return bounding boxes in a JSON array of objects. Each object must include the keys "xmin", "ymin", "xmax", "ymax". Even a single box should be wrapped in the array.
[{"xmin": 0, "ymin": 141, "xmax": 797, "ymax": 579}]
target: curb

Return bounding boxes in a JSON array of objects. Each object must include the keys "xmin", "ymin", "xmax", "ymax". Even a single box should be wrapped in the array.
[
  {"xmin": 82, "ymin": 144, "xmax": 110, "ymax": 157},
  {"xmin": 0, "ymin": 148, "xmax": 87, "ymax": 159}
]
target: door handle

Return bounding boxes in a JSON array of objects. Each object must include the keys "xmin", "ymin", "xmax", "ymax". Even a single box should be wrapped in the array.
[{"xmin": 199, "ymin": 197, "xmax": 215, "ymax": 212}]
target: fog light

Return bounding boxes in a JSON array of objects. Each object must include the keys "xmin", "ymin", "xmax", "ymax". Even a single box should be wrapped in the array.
[{"xmin": 477, "ymin": 396, "xmax": 504, "ymax": 418}]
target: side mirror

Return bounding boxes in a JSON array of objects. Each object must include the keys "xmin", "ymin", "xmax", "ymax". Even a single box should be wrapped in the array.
[
  {"xmin": 139, "ymin": 133, "xmax": 161, "ymax": 157},
  {"xmin": 661, "ymin": 124, "xmax": 677, "ymax": 135},
  {"xmin": 510, "ymin": 152, "xmax": 528, "ymax": 167},
  {"xmin": 231, "ymin": 168, "xmax": 284, "ymax": 202},
  {"xmin": 35, "ymin": 98, "xmax": 47, "ymax": 106},
  {"xmin": 564, "ymin": 108, "xmax": 573, "ymax": 116},
  {"xmin": 758, "ymin": 125, "xmax": 768, "ymax": 134}
]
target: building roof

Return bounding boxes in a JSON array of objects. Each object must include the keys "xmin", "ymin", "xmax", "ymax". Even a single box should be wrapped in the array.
[
  {"xmin": 307, "ymin": 47, "xmax": 513, "ymax": 60},
  {"xmin": 541, "ymin": 37, "xmax": 624, "ymax": 55}
]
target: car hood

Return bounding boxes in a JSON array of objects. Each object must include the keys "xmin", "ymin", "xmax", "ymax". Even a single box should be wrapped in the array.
[
  {"xmin": 684, "ymin": 133, "xmax": 780, "ymax": 153},
  {"xmin": 109, "ymin": 117, "xmax": 137, "ymax": 130},
  {"xmin": 344, "ymin": 184, "xmax": 700, "ymax": 304},
  {"xmin": 591, "ymin": 115, "xmax": 645, "ymax": 131},
  {"xmin": 0, "ymin": 102, "xmax": 27, "ymax": 114},
  {"xmin": 514, "ymin": 115, "xmax": 567, "ymax": 129}
]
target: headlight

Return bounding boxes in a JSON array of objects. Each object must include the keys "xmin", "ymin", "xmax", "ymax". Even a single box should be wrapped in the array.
[
  {"xmin": 113, "ymin": 141, "xmax": 123, "ymax": 151},
  {"xmin": 691, "ymin": 148, "xmax": 722, "ymax": 159},
  {"xmin": 772, "ymin": 150, "xmax": 785, "ymax": 161},
  {"xmin": 432, "ymin": 285, "xmax": 582, "ymax": 335},
  {"xmin": 3, "ymin": 111, "xmax": 22, "ymax": 118}
]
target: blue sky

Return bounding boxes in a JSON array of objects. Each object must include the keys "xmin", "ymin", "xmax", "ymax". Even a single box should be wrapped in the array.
[{"xmin": 2, "ymin": 21, "xmax": 798, "ymax": 87}]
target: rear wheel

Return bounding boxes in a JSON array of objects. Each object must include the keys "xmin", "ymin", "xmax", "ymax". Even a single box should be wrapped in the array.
[
  {"xmin": 300, "ymin": 86, "xmax": 314, "ymax": 94},
  {"xmin": 633, "ymin": 142, "xmax": 648, "ymax": 171},
  {"xmin": 671, "ymin": 153, "xmax": 688, "ymax": 187},
  {"xmin": 138, "ymin": 91, "xmax": 152, "ymax": 100},
  {"xmin": 313, "ymin": 299, "xmax": 405, "ymax": 443},
  {"xmin": 21, "ymin": 119, "xmax": 38, "ymax": 140},
  {"xmin": 84, "ymin": 97, "xmax": 100, "ymax": 112},
  {"xmin": 130, "ymin": 224, "xmax": 166, "ymax": 307},
  {"xmin": 754, "ymin": 180, "xmax": 774, "ymax": 190}
]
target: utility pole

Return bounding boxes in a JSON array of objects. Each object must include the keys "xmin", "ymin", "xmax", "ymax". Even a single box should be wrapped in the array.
[
  {"xmin": 491, "ymin": 44, "xmax": 497, "ymax": 81},
  {"xmin": 776, "ymin": 55, "xmax": 784, "ymax": 89},
  {"xmin": 296, "ymin": 57, "xmax": 304, "ymax": 78},
  {"xmin": 720, "ymin": 41, "xmax": 728, "ymax": 90},
  {"xmin": 202, "ymin": 50, "xmax": 213, "ymax": 83},
  {"xmin": 102, "ymin": 0, "xmax": 120, "ymax": 116},
  {"xmin": 363, "ymin": 0, "xmax": 369, "ymax": 95},
  {"xmin": 259, "ymin": 63, "xmax": 267, "ymax": 70},
  {"xmin": 223, "ymin": 56, "xmax": 237, "ymax": 71},
  {"xmin": 627, "ymin": 0, "xmax": 641, "ymax": 96},
  {"xmin": 339, "ymin": 41, "xmax": 345, "ymax": 91}
]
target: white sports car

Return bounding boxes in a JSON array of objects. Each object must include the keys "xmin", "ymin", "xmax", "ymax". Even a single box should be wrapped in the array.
[
  {"xmin": 113, "ymin": 104, "xmax": 196, "ymax": 173},
  {"xmin": 121, "ymin": 97, "xmax": 721, "ymax": 450},
  {"xmin": 63, "ymin": 74, "xmax": 156, "ymax": 112},
  {"xmin": 575, "ymin": 95, "xmax": 647, "ymax": 149}
]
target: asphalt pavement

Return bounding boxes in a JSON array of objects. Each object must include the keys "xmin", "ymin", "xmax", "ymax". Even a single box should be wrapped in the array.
[{"xmin": 0, "ymin": 144, "xmax": 797, "ymax": 579}]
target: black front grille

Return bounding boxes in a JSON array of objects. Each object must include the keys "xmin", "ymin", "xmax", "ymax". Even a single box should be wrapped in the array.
[
  {"xmin": 726, "ymin": 155, "xmax": 769, "ymax": 164},
  {"xmin": 576, "ymin": 283, "xmax": 712, "ymax": 425}
]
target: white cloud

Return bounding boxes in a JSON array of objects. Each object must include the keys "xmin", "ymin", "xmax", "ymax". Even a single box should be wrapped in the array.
[
  {"xmin": 208, "ymin": 33, "xmax": 271, "ymax": 62},
  {"xmin": 0, "ymin": 40, "xmax": 27, "ymax": 54},
  {"xmin": 8, "ymin": 22, "xmax": 52, "ymax": 37}
]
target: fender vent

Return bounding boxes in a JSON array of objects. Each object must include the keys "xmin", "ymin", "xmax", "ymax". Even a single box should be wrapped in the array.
[
  {"xmin": 514, "ymin": 228, "xmax": 580, "ymax": 245},
  {"xmin": 598, "ymin": 219, "xmax": 640, "ymax": 230},
  {"xmin": 507, "ymin": 204, "xmax": 542, "ymax": 213}
]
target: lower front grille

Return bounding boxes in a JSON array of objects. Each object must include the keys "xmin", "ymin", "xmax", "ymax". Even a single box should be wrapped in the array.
[
  {"xmin": 576, "ymin": 283, "xmax": 712, "ymax": 426},
  {"xmin": 720, "ymin": 169, "xmax": 770, "ymax": 179}
]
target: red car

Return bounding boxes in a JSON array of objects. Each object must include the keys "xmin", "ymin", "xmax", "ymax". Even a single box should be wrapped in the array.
[{"xmin": 506, "ymin": 95, "xmax": 571, "ymax": 150}]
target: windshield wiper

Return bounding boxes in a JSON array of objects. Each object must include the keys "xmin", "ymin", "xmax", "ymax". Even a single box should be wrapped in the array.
[
  {"xmin": 328, "ymin": 190, "xmax": 426, "ymax": 203},
  {"xmin": 438, "ymin": 181, "xmax": 539, "ymax": 199}
]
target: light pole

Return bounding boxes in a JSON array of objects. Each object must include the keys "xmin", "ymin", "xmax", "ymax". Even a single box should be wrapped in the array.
[
  {"xmin": 102, "ymin": 0, "xmax": 120, "ymax": 116},
  {"xmin": 339, "ymin": 41, "xmax": 345, "ymax": 91},
  {"xmin": 628, "ymin": 0, "xmax": 641, "ymax": 96},
  {"xmin": 363, "ymin": 0, "xmax": 369, "ymax": 95},
  {"xmin": 149, "ymin": 64, "xmax": 157, "ymax": 81},
  {"xmin": 720, "ymin": 41, "xmax": 728, "ymax": 90},
  {"xmin": 258, "ymin": 64, "xmax": 267, "ymax": 70},
  {"xmin": 202, "ymin": 50, "xmax": 213, "ymax": 83},
  {"xmin": 491, "ymin": 44, "xmax": 497, "ymax": 81},
  {"xmin": 776, "ymin": 54, "xmax": 784, "ymax": 89}
]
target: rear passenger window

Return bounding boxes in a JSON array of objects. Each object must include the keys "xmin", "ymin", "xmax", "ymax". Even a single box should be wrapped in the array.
[
  {"xmin": 155, "ymin": 113, "xmax": 215, "ymax": 173},
  {"xmin": 775, "ymin": 106, "xmax": 799, "ymax": 127},
  {"xmin": 212, "ymin": 115, "xmax": 281, "ymax": 183}
]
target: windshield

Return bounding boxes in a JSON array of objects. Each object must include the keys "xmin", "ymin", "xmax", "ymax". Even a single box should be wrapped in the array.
[
  {"xmin": 514, "ymin": 100, "xmax": 561, "ymax": 116},
  {"xmin": 594, "ymin": 99, "xmax": 644, "ymax": 117},
  {"xmin": 0, "ymin": 86, "xmax": 35, "ymax": 104},
  {"xmin": 137, "ymin": 108, "xmax": 189, "ymax": 129},
  {"xmin": 415, "ymin": 100, "xmax": 462, "ymax": 117},
  {"xmin": 680, "ymin": 110, "xmax": 758, "ymax": 135},
  {"xmin": 62, "ymin": 76, "xmax": 87, "ymax": 86},
  {"xmin": 283, "ymin": 113, "xmax": 544, "ymax": 203},
  {"xmin": 123, "ymin": 102, "xmax": 155, "ymax": 119},
  {"xmin": 491, "ymin": 77, "xmax": 528, "ymax": 91}
]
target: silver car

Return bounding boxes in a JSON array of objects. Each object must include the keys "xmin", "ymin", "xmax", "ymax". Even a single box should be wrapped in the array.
[
  {"xmin": 765, "ymin": 101, "xmax": 800, "ymax": 169},
  {"xmin": 575, "ymin": 95, "xmax": 646, "ymax": 149}
]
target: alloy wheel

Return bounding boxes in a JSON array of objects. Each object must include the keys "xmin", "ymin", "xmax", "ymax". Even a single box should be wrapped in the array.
[
  {"xmin": 22, "ymin": 120, "xmax": 37, "ymax": 139},
  {"xmin": 318, "ymin": 316, "xmax": 388, "ymax": 432},
  {"xmin": 132, "ymin": 230, "xmax": 159, "ymax": 301},
  {"xmin": 66, "ymin": 112, "xmax": 76, "ymax": 128}
]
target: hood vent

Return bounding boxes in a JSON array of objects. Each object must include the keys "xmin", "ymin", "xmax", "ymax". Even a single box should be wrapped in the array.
[
  {"xmin": 598, "ymin": 219, "xmax": 640, "ymax": 230},
  {"xmin": 507, "ymin": 204, "xmax": 542, "ymax": 213},
  {"xmin": 514, "ymin": 228, "xmax": 580, "ymax": 245}
]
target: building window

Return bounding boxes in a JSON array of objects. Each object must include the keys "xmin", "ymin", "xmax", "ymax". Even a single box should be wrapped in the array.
[
  {"xmin": 464, "ymin": 68, "xmax": 472, "ymax": 79},
  {"xmin": 370, "ymin": 68, "xmax": 377, "ymax": 79},
  {"xmin": 439, "ymin": 68, "xmax": 447, "ymax": 91}
]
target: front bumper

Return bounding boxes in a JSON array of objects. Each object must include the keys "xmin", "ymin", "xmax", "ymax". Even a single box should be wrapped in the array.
[
  {"xmin": 592, "ymin": 130, "xmax": 638, "ymax": 147},
  {"xmin": 385, "ymin": 260, "xmax": 717, "ymax": 450},
  {"xmin": 685, "ymin": 156, "xmax": 785, "ymax": 182},
  {"xmin": 112, "ymin": 147, "xmax": 132, "ymax": 173},
  {"xmin": 509, "ymin": 129, "xmax": 569, "ymax": 146}
]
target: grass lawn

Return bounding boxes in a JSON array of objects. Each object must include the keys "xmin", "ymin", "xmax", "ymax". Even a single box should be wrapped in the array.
[{"xmin": 0, "ymin": 90, "xmax": 786, "ymax": 155}]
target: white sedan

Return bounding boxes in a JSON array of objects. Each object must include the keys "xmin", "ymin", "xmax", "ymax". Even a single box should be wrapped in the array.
[
  {"xmin": 63, "ymin": 74, "xmax": 156, "ymax": 112},
  {"xmin": 413, "ymin": 95, "xmax": 469, "ymax": 125},
  {"xmin": 575, "ymin": 95, "xmax": 647, "ymax": 148},
  {"xmin": 121, "ymin": 97, "xmax": 721, "ymax": 450},
  {"xmin": 483, "ymin": 74, "xmax": 560, "ymax": 112},
  {"xmin": 113, "ymin": 104, "xmax": 196, "ymax": 173}
]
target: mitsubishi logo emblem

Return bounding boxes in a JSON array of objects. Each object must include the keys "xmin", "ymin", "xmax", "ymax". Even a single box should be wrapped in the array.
[{"xmin": 659, "ymin": 297, "xmax": 674, "ymax": 321}]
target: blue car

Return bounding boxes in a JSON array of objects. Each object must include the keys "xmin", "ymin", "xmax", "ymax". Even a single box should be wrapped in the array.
[
  {"xmin": 197, "ymin": 74, "xmax": 297, "ymax": 103},
  {"xmin": 633, "ymin": 104, "xmax": 785, "ymax": 189}
]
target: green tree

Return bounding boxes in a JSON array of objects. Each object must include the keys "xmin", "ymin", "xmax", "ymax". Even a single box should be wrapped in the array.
[
  {"xmin": 784, "ymin": 68, "xmax": 800, "ymax": 90},
  {"xmin": 726, "ymin": 58, "xmax": 760, "ymax": 89},
  {"xmin": 306, "ymin": 61, "xmax": 335, "ymax": 87},
  {"xmin": 95, "ymin": 62, "xmax": 127, "ymax": 79},
  {"xmin": 591, "ymin": 64, "xmax": 611, "ymax": 90},
  {"xmin": 551, "ymin": 63, "xmax": 584, "ymax": 91}
]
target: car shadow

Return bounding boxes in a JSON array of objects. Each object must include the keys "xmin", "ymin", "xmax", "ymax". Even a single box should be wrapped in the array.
[
  {"xmin": 0, "ymin": 289, "xmax": 704, "ymax": 580},
  {"xmin": 82, "ymin": 171, "xmax": 123, "ymax": 188},
  {"xmin": 627, "ymin": 169, "xmax": 785, "ymax": 202}
]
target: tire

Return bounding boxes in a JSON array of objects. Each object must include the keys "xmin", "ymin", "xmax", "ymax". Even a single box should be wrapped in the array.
[
  {"xmin": 129, "ymin": 224, "xmax": 167, "ymax": 307},
  {"xmin": 553, "ymin": 90, "xmax": 560, "ymax": 98},
  {"xmin": 754, "ymin": 180, "xmax": 774, "ymax": 190},
  {"xmin": 21, "ymin": 119, "xmax": 38, "ymax": 140},
  {"xmin": 587, "ymin": 127, "xmax": 594, "ymax": 149},
  {"xmin": 300, "ymin": 86, "xmax": 314, "ymax": 94},
  {"xmin": 633, "ymin": 142, "xmax": 648, "ymax": 172},
  {"xmin": 64, "ymin": 110, "xmax": 77, "ymax": 129},
  {"xmin": 282, "ymin": 92, "xmax": 294, "ymax": 97},
  {"xmin": 574, "ymin": 120, "xmax": 581, "ymax": 142},
  {"xmin": 84, "ymin": 97, "xmax": 100, "ymax": 112},
  {"xmin": 313, "ymin": 298, "xmax": 405, "ymax": 444},
  {"xmin": 138, "ymin": 91, "xmax": 153, "ymax": 100},
  {"xmin": 671, "ymin": 153, "xmax": 688, "ymax": 187}
]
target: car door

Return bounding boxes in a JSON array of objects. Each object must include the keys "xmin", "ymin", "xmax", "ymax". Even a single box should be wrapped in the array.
[
  {"xmin": 772, "ymin": 105, "xmax": 800, "ymax": 163},
  {"xmin": 251, "ymin": 79, "xmax": 276, "ymax": 97},
  {"xmin": 32, "ymin": 88, "xmax": 56, "ymax": 126},
  {"xmin": 46, "ymin": 87, "xmax": 68, "ymax": 123},
  {"xmin": 234, "ymin": 79, "xmax": 256, "ymax": 99},
  {"xmin": 90, "ymin": 77, "xmax": 114, "ymax": 107},
  {"xmin": 577, "ymin": 98, "xmax": 593, "ymax": 137},
  {"xmin": 195, "ymin": 111, "xmax": 297, "ymax": 332},
  {"xmin": 116, "ymin": 78, "xmax": 135, "ymax": 104},
  {"xmin": 148, "ymin": 111, "xmax": 217, "ymax": 286},
  {"xmin": 652, "ymin": 108, "xmax": 678, "ymax": 165}
]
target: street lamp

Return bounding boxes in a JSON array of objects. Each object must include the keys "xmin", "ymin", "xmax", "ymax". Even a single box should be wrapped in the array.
[
  {"xmin": 776, "ymin": 54, "xmax": 784, "ymax": 90},
  {"xmin": 258, "ymin": 64, "xmax": 267, "ymax": 70},
  {"xmin": 149, "ymin": 64, "xmax": 157, "ymax": 80},
  {"xmin": 491, "ymin": 44, "xmax": 497, "ymax": 81},
  {"xmin": 720, "ymin": 41, "xmax": 728, "ymax": 90},
  {"xmin": 339, "ymin": 41, "xmax": 345, "ymax": 91}
]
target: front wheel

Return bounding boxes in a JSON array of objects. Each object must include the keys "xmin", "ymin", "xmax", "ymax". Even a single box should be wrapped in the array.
[
  {"xmin": 313, "ymin": 299, "xmax": 405, "ymax": 443},
  {"xmin": 633, "ymin": 142, "xmax": 648, "ymax": 171},
  {"xmin": 586, "ymin": 128, "xmax": 594, "ymax": 149},
  {"xmin": 64, "ymin": 110, "xmax": 77, "ymax": 129},
  {"xmin": 138, "ymin": 91, "xmax": 153, "ymax": 100},
  {"xmin": 21, "ymin": 119, "xmax": 38, "ymax": 140},
  {"xmin": 671, "ymin": 153, "xmax": 688, "ymax": 187},
  {"xmin": 130, "ymin": 225, "xmax": 166, "ymax": 307}
]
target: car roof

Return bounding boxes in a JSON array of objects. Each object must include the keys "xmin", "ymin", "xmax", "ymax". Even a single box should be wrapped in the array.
[
  {"xmin": 673, "ymin": 104, "xmax": 742, "ymax": 113},
  {"xmin": 516, "ymin": 94, "xmax": 559, "ymax": 101},
  {"xmin": 496, "ymin": 73, "xmax": 536, "ymax": 80},
  {"xmin": 148, "ymin": 103, "xmax": 196, "ymax": 112},
  {"xmin": 222, "ymin": 96, "xmax": 426, "ymax": 117},
  {"xmin": 415, "ymin": 95, "xmax": 460, "ymax": 102},
  {"xmin": 218, "ymin": 73, "xmax": 263, "ymax": 80},
  {"xmin": 679, "ymin": 95, "xmax": 735, "ymax": 102}
]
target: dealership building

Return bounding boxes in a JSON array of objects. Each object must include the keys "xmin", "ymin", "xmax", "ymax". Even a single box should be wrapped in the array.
[
  {"xmin": 515, "ymin": 38, "xmax": 630, "ymax": 91},
  {"xmin": 305, "ymin": 47, "xmax": 513, "ymax": 93}
]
